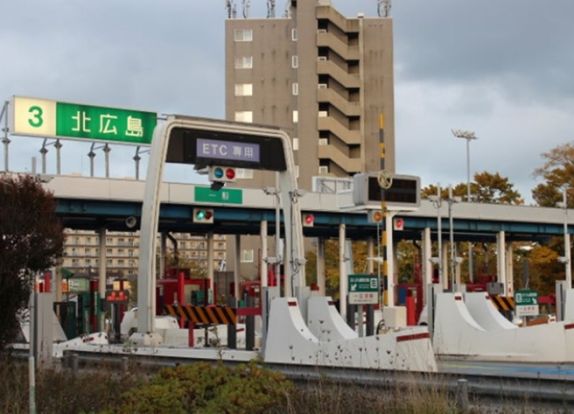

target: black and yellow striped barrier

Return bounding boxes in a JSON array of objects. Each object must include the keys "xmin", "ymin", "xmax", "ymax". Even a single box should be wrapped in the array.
[
  {"xmin": 164, "ymin": 304, "xmax": 237, "ymax": 325},
  {"xmin": 490, "ymin": 295, "xmax": 515, "ymax": 313}
]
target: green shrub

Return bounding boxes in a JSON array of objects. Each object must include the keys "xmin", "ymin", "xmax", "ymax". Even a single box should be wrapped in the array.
[{"xmin": 116, "ymin": 361, "xmax": 292, "ymax": 414}]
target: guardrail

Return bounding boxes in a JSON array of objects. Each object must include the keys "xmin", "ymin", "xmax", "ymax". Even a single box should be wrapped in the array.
[{"xmin": 47, "ymin": 350, "xmax": 574, "ymax": 407}]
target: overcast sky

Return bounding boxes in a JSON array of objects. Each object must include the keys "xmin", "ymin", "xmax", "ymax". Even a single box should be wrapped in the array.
[{"xmin": 1, "ymin": 0, "xmax": 573, "ymax": 203}]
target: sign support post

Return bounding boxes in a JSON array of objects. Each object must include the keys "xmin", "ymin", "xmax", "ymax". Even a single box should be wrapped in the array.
[{"xmin": 1, "ymin": 100, "xmax": 10, "ymax": 172}]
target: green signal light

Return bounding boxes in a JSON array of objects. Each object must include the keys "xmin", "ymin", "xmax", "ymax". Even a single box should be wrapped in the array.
[{"xmin": 194, "ymin": 209, "xmax": 213, "ymax": 222}]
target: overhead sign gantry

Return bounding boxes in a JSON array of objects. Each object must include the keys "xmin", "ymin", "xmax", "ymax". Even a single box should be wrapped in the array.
[{"xmin": 133, "ymin": 116, "xmax": 305, "ymax": 345}]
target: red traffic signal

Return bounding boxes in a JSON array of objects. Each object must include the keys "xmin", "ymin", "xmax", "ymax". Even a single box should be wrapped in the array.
[{"xmin": 302, "ymin": 213, "xmax": 315, "ymax": 227}]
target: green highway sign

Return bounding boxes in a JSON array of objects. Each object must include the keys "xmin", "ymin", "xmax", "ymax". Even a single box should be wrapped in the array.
[
  {"xmin": 515, "ymin": 289, "xmax": 538, "ymax": 306},
  {"xmin": 194, "ymin": 186, "xmax": 243, "ymax": 205},
  {"xmin": 11, "ymin": 96, "xmax": 157, "ymax": 145},
  {"xmin": 348, "ymin": 274, "xmax": 379, "ymax": 305}
]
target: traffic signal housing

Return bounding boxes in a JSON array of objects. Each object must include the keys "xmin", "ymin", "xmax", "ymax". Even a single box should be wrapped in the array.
[
  {"xmin": 208, "ymin": 166, "xmax": 237, "ymax": 183},
  {"xmin": 193, "ymin": 208, "xmax": 214, "ymax": 224},
  {"xmin": 368, "ymin": 210, "xmax": 384, "ymax": 224},
  {"xmin": 302, "ymin": 213, "xmax": 315, "ymax": 227}
]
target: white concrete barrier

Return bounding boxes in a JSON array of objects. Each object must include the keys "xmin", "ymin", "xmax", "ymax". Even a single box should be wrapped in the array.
[
  {"xmin": 564, "ymin": 289, "xmax": 574, "ymax": 321},
  {"xmin": 307, "ymin": 296, "xmax": 357, "ymax": 341},
  {"xmin": 265, "ymin": 297, "xmax": 437, "ymax": 372},
  {"xmin": 434, "ymin": 292, "xmax": 574, "ymax": 362},
  {"xmin": 464, "ymin": 292, "xmax": 516, "ymax": 331}
]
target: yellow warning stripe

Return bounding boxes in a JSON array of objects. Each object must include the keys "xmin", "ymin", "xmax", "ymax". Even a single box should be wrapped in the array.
[
  {"xmin": 225, "ymin": 307, "xmax": 238, "ymax": 325},
  {"xmin": 491, "ymin": 295, "xmax": 515, "ymax": 312},
  {"xmin": 165, "ymin": 305, "xmax": 237, "ymax": 325}
]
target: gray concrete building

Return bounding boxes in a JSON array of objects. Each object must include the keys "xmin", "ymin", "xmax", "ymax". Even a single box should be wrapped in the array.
[{"xmin": 225, "ymin": 0, "xmax": 395, "ymax": 191}]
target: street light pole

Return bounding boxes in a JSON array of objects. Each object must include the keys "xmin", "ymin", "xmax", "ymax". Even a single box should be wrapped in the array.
[
  {"xmin": 452, "ymin": 129, "xmax": 477, "ymax": 283},
  {"xmin": 563, "ymin": 188, "xmax": 572, "ymax": 289},
  {"xmin": 448, "ymin": 186, "xmax": 456, "ymax": 291},
  {"xmin": 429, "ymin": 185, "xmax": 443, "ymax": 287}
]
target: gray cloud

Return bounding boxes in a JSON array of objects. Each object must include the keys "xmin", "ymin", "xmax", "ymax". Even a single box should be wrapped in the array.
[{"xmin": 392, "ymin": 0, "xmax": 574, "ymax": 105}]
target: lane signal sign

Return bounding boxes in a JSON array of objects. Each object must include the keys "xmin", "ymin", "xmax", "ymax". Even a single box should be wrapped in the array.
[
  {"xmin": 208, "ymin": 166, "xmax": 237, "ymax": 183},
  {"xmin": 302, "ymin": 213, "xmax": 315, "ymax": 227},
  {"xmin": 193, "ymin": 208, "xmax": 214, "ymax": 224},
  {"xmin": 368, "ymin": 210, "xmax": 384, "ymax": 224}
]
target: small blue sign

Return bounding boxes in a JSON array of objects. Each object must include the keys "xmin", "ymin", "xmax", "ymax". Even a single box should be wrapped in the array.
[{"xmin": 197, "ymin": 138, "xmax": 260, "ymax": 163}]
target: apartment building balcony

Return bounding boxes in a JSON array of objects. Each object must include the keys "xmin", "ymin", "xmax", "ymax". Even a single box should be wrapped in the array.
[
  {"xmin": 316, "ymin": 31, "xmax": 360, "ymax": 61},
  {"xmin": 317, "ymin": 60, "xmax": 360, "ymax": 88},
  {"xmin": 317, "ymin": 117, "xmax": 361, "ymax": 145},
  {"xmin": 318, "ymin": 144, "xmax": 362, "ymax": 173},
  {"xmin": 316, "ymin": 6, "xmax": 360, "ymax": 33},
  {"xmin": 317, "ymin": 87, "xmax": 361, "ymax": 117}
]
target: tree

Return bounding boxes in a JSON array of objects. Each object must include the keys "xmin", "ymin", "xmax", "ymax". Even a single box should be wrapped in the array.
[
  {"xmin": 164, "ymin": 252, "xmax": 207, "ymax": 278},
  {"xmin": 421, "ymin": 172, "xmax": 523, "ymax": 282},
  {"xmin": 532, "ymin": 143, "xmax": 574, "ymax": 207},
  {"xmin": 0, "ymin": 175, "xmax": 63, "ymax": 350},
  {"xmin": 527, "ymin": 143, "xmax": 574, "ymax": 293},
  {"xmin": 305, "ymin": 240, "xmax": 369, "ymax": 299},
  {"xmin": 421, "ymin": 171, "xmax": 523, "ymax": 205}
]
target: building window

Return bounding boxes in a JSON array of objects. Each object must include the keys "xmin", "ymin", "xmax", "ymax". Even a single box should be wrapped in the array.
[
  {"xmin": 295, "ymin": 165, "xmax": 300, "ymax": 178},
  {"xmin": 234, "ymin": 29, "xmax": 253, "ymax": 42},
  {"xmin": 293, "ymin": 138, "xmax": 299, "ymax": 151},
  {"xmin": 292, "ymin": 110, "xmax": 298, "ymax": 123},
  {"xmin": 235, "ymin": 111, "xmax": 253, "ymax": 123},
  {"xmin": 241, "ymin": 249, "xmax": 254, "ymax": 263},
  {"xmin": 291, "ymin": 55, "xmax": 298, "ymax": 69},
  {"xmin": 235, "ymin": 56, "xmax": 253, "ymax": 69},
  {"xmin": 291, "ymin": 28, "xmax": 297, "ymax": 41},
  {"xmin": 234, "ymin": 83, "xmax": 253, "ymax": 96},
  {"xmin": 292, "ymin": 82, "xmax": 299, "ymax": 96}
]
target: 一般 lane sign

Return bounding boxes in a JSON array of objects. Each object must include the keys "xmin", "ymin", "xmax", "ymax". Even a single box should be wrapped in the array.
[{"xmin": 11, "ymin": 96, "xmax": 157, "ymax": 145}]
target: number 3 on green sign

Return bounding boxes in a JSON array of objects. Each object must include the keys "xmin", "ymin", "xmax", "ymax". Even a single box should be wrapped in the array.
[{"xmin": 28, "ymin": 105, "xmax": 44, "ymax": 128}]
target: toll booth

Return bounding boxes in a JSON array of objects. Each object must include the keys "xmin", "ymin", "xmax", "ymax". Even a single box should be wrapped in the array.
[
  {"xmin": 106, "ymin": 288, "xmax": 129, "ymax": 343},
  {"xmin": 54, "ymin": 277, "xmax": 103, "ymax": 336},
  {"xmin": 156, "ymin": 271, "xmax": 217, "ymax": 315}
]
